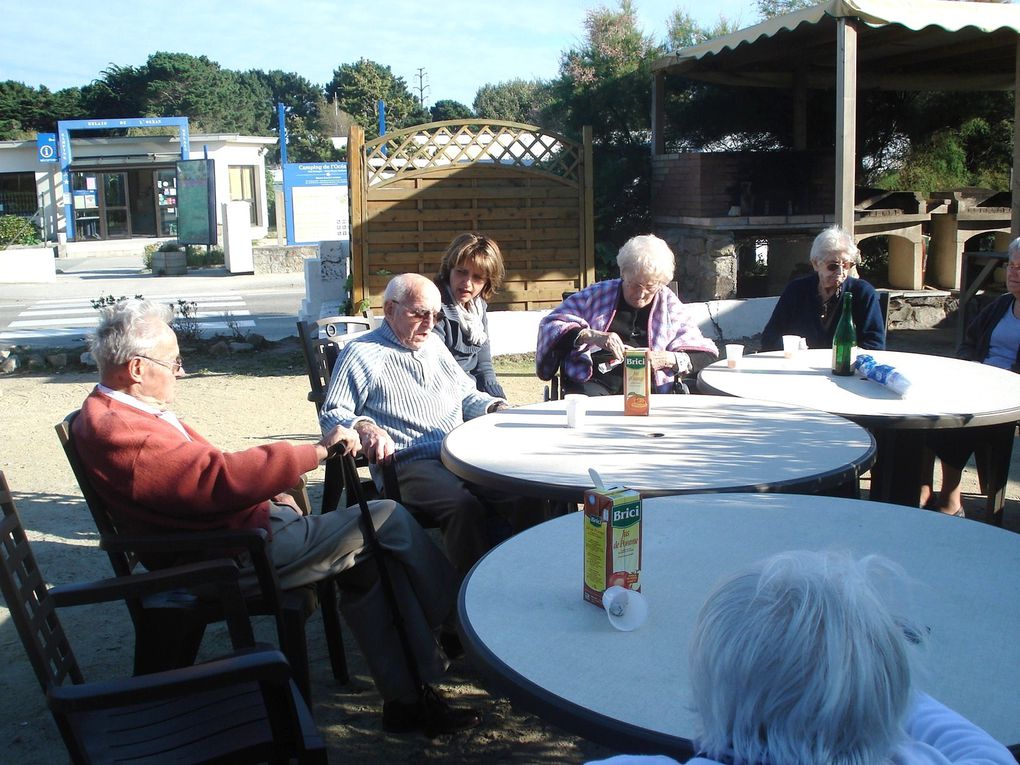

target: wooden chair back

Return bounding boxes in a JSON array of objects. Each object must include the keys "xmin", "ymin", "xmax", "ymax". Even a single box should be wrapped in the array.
[
  {"xmin": 0, "ymin": 471, "xmax": 83, "ymax": 693},
  {"xmin": 297, "ymin": 316, "xmax": 373, "ymax": 414},
  {"xmin": 0, "ymin": 470, "xmax": 326, "ymax": 764}
]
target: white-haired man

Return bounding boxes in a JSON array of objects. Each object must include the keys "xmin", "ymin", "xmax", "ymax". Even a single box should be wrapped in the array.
[
  {"xmin": 320, "ymin": 273, "xmax": 516, "ymax": 579},
  {"xmin": 72, "ymin": 299, "xmax": 479, "ymax": 735}
]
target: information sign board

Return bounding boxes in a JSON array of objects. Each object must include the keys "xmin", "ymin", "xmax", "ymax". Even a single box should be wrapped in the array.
[
  {"xmin": 283, "ymin": 162, "xmax": 349, "ymax": 246},
  {"xmin": 176, "ymin": 159, "xmax": 217, "ymax": 245}
]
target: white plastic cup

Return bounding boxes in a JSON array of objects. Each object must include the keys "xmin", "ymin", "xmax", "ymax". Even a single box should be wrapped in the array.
[
  {"xmin": 782, "ymin": 335, "xmax": 800, "ymax": 359},
  {"xmin": 565, "ymin": 394, "xmax": 588, "ymax": 429},
  {"xmin": 725, "ymin": 344, "xmax": 744, "ymax": 369}
]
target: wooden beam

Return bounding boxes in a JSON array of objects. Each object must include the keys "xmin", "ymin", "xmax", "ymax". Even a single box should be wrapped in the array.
[
  {"xmin": 835, "ymin": 17, "xmax": 857, "ymax": 233},
  {"xmin": 1013, "ymin": 37, "xmax": 1020, "ymax": 238},
  {"xmin": 652, "ymin": 72, "xmax": 665, "ymax": 156},
  {"xmin": 793, "ymin": 67, "xmax": 807, "ymax": 151}
]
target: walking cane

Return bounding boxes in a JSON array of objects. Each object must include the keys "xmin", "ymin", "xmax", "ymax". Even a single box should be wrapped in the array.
[{"xmin": 337, "ymin": 452, "xmax": 443, "ymax": 732}]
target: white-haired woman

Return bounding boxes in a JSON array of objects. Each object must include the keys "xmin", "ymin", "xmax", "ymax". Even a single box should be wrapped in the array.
[
  {"xmin": 589, "ymin": 550, "xmax": 1014, "ymax": 765},
  {"xmin": 536, "ymin": 234, "xmax": 717, "ymax": 396},
  {"xmin": 760, "ymin": 225, "xmax": 886, "ymax": 351}
]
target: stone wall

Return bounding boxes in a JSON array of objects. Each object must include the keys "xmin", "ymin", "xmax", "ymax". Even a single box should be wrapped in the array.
[
  {"xmin": 656, "ymin": 227, "xmax": 738, "ymax": 301},
  {"xmin": 252, "ymin": 244, "xmax": 318, "ymax": 274}
]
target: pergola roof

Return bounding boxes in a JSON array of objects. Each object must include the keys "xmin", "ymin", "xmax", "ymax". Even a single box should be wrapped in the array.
[{"xmin": 652, "ymin": 0, "xmax": 1020, "ymax": 92}]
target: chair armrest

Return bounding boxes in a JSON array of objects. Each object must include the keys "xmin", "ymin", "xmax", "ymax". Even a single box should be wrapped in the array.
[
  {"xmin": 100, "ymin": 528, "xmax": 285, "ymax": 617},
  {"xmin": 99, "ymin": 528, "xmax": 269, "ymax": 557},
  {"xmin": 47, "ymin": 648, "xmax": 293, "ymax": 712},
  {"xmin": 50, "ymin": 559, "xmax": 255, "ymax": 649}
]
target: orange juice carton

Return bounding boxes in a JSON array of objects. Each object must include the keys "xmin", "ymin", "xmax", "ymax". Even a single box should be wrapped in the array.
[
  {"xmin": 583, "ymin": 486, "xmax": 642, "ymax": 608},
  {"xmin": 623, "ymin": 349, "xmax": 650, "ymax": 416}
]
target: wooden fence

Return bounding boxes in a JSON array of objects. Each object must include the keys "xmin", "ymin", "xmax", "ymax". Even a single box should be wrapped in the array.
[{"xmin": 348, "ymin": 120, "xmax": 593, "ymax": 311}]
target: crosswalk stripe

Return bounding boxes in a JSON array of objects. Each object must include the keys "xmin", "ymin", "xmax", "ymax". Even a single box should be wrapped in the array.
[{"xmin": 0, "ymin": 296, "xmax": 257, "ymax": 342}]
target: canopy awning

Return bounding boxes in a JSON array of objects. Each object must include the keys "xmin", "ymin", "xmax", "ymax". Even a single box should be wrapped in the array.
[{"xmin": 652, "ymin": 0, "xmax": 1020, "ymax": 91}]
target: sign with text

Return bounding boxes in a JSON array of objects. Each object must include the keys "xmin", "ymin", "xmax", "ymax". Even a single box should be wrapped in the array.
[
  {"xmin": 37, "ymin": 133, "xmax": 57, "ymax": 163},
  {"xmin": 283, "ymin": 162, "xmax": 349, "ymax": 245},
  {"xmin": 175, "ymin": 159, "xmax": 217, "ymax": 245}
]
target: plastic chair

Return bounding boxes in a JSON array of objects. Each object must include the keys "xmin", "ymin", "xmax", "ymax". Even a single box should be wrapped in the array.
[
  {"xmin": 55, "ymin": 411, "xmax": 349, "ymax": 701},
  {"xmin": 0, "ymin": 470, "xmax": 326, "ymax": 765}
]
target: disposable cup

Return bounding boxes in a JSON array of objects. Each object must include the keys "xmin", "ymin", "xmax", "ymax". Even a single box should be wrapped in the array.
[
  {"xmin": 782, "ymin": 335, "xmax": 800, "ymax": 359},
  {"xmin": 565, "ymin": 394, "xmax": 588, "ymax": 429},
  {"xmin": 725, "ymin": 344, "xmax": 744, "ymax": 369}
]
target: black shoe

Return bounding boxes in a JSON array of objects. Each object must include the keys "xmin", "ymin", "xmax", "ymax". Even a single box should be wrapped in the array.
[
  {"xmin": 440, "ymin": 630, "xmax": 465, "ymax": 660},
  {"xmin": 382, "ymin": 685, "xmax": 481, "ymax": 737}
]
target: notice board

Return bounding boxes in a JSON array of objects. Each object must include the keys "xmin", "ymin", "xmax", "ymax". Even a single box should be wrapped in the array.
[
  {"xmin": 176, "ymin": 159, "xmax": 217, "ymax": 245},
  {"xmin": 283, "ymin": 162, "xmax": 348, "ymax": 245}
]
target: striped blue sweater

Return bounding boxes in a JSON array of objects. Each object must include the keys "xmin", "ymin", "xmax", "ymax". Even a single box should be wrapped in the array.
[{"xmin": 319, "ymin": 321, "xmax": 502, "ymax": 464}]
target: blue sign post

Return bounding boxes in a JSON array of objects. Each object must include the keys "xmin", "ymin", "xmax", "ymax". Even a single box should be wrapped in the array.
[{"xmin": 56, "ymin": 116, "xmax": 190, "ymax": 241}]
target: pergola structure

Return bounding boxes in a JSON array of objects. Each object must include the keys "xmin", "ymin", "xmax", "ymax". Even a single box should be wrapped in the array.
[{"xmin": 650, "ymin": 0, "xmax": 1020, "ymax": 295}]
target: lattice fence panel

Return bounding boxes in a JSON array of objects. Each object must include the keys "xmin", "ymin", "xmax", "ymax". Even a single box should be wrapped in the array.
[{"xmin": 350, "ymin": 121, "xmax": 593, "ymax": 312}]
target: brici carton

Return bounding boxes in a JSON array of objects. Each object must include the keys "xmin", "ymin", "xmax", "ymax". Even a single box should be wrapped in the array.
[
  {"xmin": 624, "ymin": 349, "xmax": 650, "ymax": 415},
  {"xmin": 583, "ymin": 486, "xmax": 642, "ymax": 608}
]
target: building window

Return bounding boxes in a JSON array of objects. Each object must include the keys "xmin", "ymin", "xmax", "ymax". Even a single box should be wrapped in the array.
[
  {"xmin": 228, "ymin": 165, "xmax": 259, "ymax": 225},
  {"xmin": 0, "ymin": 172, "xmax": 38, "ymax": 216}
]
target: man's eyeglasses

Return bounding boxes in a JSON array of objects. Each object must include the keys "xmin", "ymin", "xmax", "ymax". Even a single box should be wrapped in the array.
[
  {"xmin": 394, "ymin": 302, "xmax": 441, "ymax": 323},
  {"xmin": 136, "ymin": 355, "xmax": 184, "ymax": 373},
  {"xmin": 823, "ymin": 261, "xmax": 855, "ymax": 273},
  {"xmin": 1006, "ymin": 263, "xmax": 1020, "ymax": 273}
]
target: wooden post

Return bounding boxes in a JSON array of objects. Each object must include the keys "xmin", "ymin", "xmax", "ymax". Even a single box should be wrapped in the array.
[
  {"xmin": 1012, "ymin": 38, "xmax": 1020, "ymax": 237},
  {"xmin": 835, "ymin": 17, "xmax": 857, "ymax": 233},
  {"xmin": 652, "ymin": 72, "xmax": 665, "ymax": 156},
  {"xmin": 582, "ymin": 125, "xmax": 595, "ymax": 288},
  {"xmin": 793, "ymin": 66, "xmax": 807, "ymax": 151},
  {"xmin": 347, "ymin": 125, "xmax": 367, "ymax": 307}
]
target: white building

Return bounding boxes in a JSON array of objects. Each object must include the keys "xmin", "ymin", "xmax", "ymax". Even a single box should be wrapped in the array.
[{"xmin": 0, "ymin": 131, "xmax": 276, "ymax": 255}]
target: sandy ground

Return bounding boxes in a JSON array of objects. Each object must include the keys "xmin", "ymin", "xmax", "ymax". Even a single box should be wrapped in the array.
[{"xmin": 0, "ymin": 336, "xmax": 1017, "ymax": 763}]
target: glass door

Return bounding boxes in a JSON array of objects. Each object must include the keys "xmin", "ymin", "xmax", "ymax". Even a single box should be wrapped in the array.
[{"xmin": 102, "ymin": 172, "xmax": 129, "ymax": 238}]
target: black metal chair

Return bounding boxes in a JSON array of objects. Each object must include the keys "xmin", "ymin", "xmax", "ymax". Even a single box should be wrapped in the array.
[
  {"xmin": 55, "ymin": 411, "xmax": 349, "ymax": 701},
  {"xmin": 0, "ymin": 469, "xmax": 326, "ymax": 764}
]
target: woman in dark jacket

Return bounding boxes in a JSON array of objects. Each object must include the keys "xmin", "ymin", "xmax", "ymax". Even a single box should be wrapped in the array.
[
  {"xmin": 760, "ymin": 225, "xmax": 886, "ymax": 352},
  {"xmin": 922, "ymin": 238, "xmax": 1020, "ymax": 516},
  {"xmin": 433, "ymin": 233, "xmax": 507, "ymax": 398}
]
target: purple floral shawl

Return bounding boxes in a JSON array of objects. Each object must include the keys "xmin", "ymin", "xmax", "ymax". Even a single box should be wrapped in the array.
[{"xmin": 536, "ymin": 279, "xmax": 718, "ymax": 392}]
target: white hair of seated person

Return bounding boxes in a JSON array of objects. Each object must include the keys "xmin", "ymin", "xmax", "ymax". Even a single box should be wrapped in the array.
[
  {"xmin": 89, "ymin": 298, "xmax": 174, "ymax": 375},
  {"xmin": 689, "ymin": 550, "xmax": 921, "ymax": 765},
  {"xmin": 809, "ymin": 225, "xmax": 860, "ymax": 266},
  {"xmin": 383, "ymin": 272, "xmax": 439, "ymax": 306},
  {"xmin": 616, "ymin": 234, "xmax": 675, "ymax": 286}
]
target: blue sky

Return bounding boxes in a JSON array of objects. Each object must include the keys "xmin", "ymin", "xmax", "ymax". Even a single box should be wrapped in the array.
[{"xmin": 3, "ymin": 0, "xmax": 758, "ymax": 108}]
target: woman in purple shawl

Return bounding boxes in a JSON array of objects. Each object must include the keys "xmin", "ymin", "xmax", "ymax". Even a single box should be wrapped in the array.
[{"xmin": 537, "ymin": 235, "xmax": 718, "ymax": 395}]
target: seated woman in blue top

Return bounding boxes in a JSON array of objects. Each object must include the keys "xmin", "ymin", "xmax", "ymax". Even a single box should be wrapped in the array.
[
  {"xmin": 921, "ymin": 237, "xmax": 1020, "ymax": 517},
  {"xmin": 433, "ymin": 233, "xmax": 506, "ymax": 398},
  {"xmin": 760, "ymin": 225, "xmax": 886, "ymax": 351}
]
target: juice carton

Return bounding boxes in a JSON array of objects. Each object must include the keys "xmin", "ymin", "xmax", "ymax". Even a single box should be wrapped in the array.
[
  {"xmin": 583, "ymin": 486, "xmax": 642, "ymax": 608},
  {"xmin": 623, "ymin": 349, "xmax": 650, "ymax": 416}
]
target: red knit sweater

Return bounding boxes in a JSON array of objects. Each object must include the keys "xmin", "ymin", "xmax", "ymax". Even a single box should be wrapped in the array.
[{"xmin": 73, "ymin": 388, "xmax": 319, "ymax": 536}]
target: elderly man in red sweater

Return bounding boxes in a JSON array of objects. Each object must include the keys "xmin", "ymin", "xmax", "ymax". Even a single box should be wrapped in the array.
[{"xmin": 72, "ymin": 298, "xmax": 478, "ymax": 736}]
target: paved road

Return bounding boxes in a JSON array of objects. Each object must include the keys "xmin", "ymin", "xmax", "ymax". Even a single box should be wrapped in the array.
[{"xmin": 0, "ymin": 256, "xmax": 307, "ymax": 347}]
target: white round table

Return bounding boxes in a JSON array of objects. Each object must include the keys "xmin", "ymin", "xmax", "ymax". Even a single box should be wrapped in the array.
[
  {"xmin": 441, "ymin": 394, "xmax": 875, "ymax": 501},
  {"xmin": 459, "ymin": 494, "xmax": 1020, "ymax": 758},
  {"xmin": 698, "ymin": 349, "xmax": 1020, "ymax": 511}
]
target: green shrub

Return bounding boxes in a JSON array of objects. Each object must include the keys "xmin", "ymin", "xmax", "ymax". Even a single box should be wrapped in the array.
[
  {"xmin": 185, "ymin": 245, "xmax": 225, "ymax": 268},
  {"xmin": 0, "ymin": 215, "xmax": 41, "ymax": 248},
  {"xmin": 142, "ymin": 243, "xmax": 160, "ymax": 271},
  {"xmin": 158, "ymin": 241, "xmax": 183, "ymax": 252}
]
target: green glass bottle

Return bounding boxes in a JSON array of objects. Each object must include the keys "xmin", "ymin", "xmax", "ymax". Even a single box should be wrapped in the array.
[{"xmin": 831, "ymin": 290, "xmax": 856, "ymax": 376}]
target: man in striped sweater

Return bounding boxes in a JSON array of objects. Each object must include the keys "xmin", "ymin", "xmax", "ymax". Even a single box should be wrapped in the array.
[{"xmin": 320, "ymin": 273, "xmax": 510, "ymax": 578}]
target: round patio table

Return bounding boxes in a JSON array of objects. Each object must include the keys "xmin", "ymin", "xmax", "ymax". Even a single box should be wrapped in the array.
[
  {"xmin": 441, "ymin": 394, "xmax": 875, "ymax": 502},
  {"xmin": 458, "ymin": 493, "xmax": 1020, "ymax": 759},
  {"xmin": 698, "ymin": 349, "xmax": 1020, "ymax": 514}
]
